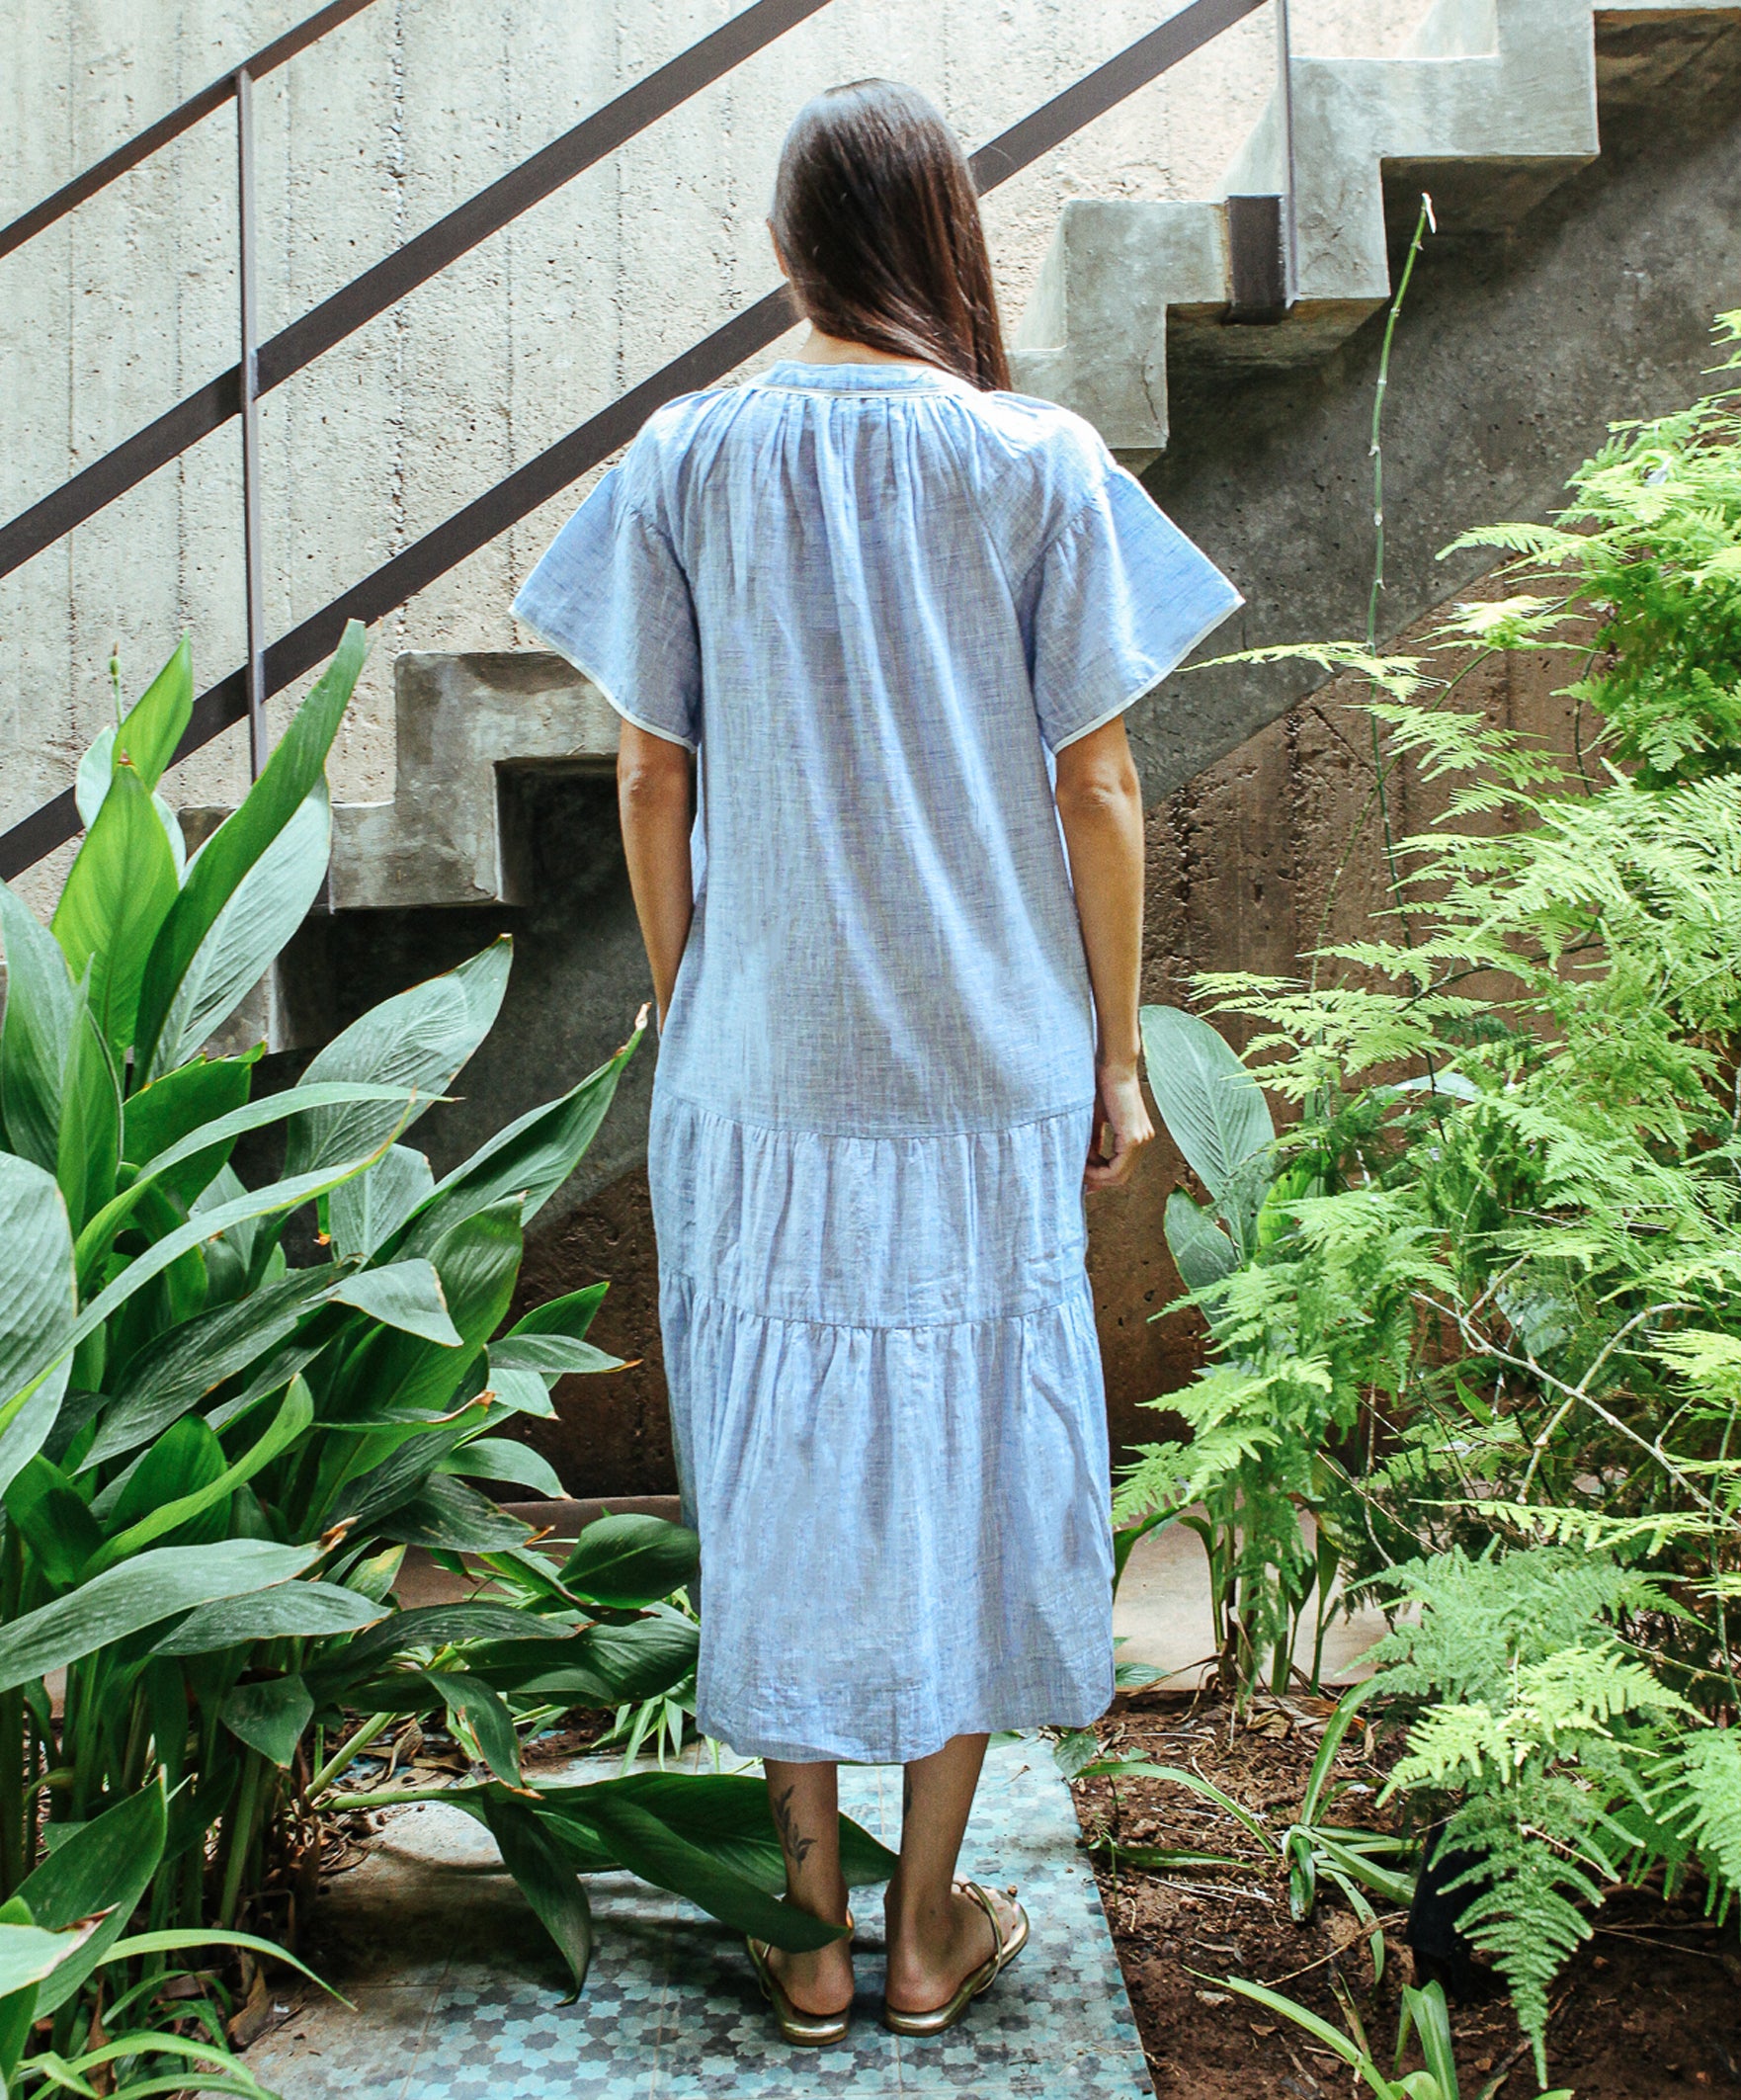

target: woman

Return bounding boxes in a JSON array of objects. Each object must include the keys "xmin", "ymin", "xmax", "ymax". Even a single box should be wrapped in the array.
[{"xmin": 512, "ymin": 78, "xmax": 1240, "ymax": 2044}]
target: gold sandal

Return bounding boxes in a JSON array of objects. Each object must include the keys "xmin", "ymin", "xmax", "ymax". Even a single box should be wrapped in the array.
[
  {"xmin": 882, "ymin": 1880, "xmax": 1029, "ymax": 2038},
  {"xmin": 746, "ymin": 1909, "xmax": 856, "ymax": 2048}
]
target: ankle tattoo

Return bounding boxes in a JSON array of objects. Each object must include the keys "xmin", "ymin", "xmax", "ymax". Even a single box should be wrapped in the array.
[{"xmin": 773, "ymin": 1783, "xmax": 816, "ymax": 1867}]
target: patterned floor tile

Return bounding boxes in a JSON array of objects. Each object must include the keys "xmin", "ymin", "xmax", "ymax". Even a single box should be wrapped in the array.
[{"xmin": 250, "ymin": 1737, "xmax": 1152, "ymax": 2099}]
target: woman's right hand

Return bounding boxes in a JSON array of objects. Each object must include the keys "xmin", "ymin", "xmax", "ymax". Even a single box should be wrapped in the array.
[{"xmin": 1085, "ymin": 1060, "xmax": 1153, "ymax": 1192}]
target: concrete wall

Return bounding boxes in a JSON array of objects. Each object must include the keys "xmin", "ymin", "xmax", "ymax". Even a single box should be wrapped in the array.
[{"xmin": 1, "ymin": 0, "xmax": 1408, "ymax": 917}]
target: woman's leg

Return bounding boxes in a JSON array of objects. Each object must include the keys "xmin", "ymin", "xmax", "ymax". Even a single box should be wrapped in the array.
[
  {"xmin": 884, "ymin": 1733, "xmax": 1023, "ymax": 2013},
  {"xmin": 762, "ymin": 1759, "xmax": 854, "ymax": 2015}
]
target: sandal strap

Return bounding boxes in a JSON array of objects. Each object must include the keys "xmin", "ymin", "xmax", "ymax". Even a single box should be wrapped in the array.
[{"xmin": 956, "ymin": 1881, "xmax": 1009, "ymax": 1975}]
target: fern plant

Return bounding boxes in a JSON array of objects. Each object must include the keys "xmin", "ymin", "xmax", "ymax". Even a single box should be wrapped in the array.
[
  {"xmin": 1120, "ymin": 309, "xmax": 1741, "ymax": 2075},
  {"xmin": 1369, "ymin": 1548, "xmax": 1705, "ymax": 2077}
]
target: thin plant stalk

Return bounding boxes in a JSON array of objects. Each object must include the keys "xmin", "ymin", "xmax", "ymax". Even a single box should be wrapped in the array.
[{"xmin": 1365, "ymin": 192, "xmax": 1435, "ymax": 940}]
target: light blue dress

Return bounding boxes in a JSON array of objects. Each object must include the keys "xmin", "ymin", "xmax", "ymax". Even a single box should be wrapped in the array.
[{"xmin": 513, "ymin": 359, "xmax": 1240, "ymax": 1764}]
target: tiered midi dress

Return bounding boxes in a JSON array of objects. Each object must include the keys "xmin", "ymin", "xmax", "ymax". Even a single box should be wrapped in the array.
[{"xmin": 513, "ymin": 359, "xmax": 1240, "ymax": 1764}]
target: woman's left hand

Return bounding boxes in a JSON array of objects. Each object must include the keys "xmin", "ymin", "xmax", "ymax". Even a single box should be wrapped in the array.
[{"xmin": 1085, "ymin": 1061, "xmax": 1153, "ymax": 1191}]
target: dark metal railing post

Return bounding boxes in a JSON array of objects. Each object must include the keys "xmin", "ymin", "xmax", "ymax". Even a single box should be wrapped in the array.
[
  {"xmin": 235, "ymin": 65, "xmax": 268, "ymax": 776},
  {"xmin": 1225, "ymin": 0, "xmax": 1298, "ymax": 322},
  {"xmin": 1276, "ymin": 0, "xmax": 1298, "ymax": 304}
]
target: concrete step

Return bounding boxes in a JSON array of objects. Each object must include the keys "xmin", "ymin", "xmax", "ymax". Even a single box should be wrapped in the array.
[{"xmin": 1011, "ymin": 0, "xmax": 1741, "ymax": 466}]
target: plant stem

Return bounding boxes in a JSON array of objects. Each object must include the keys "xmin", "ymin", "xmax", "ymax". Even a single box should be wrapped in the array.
[
  {"xmin": 324, "ymin": 1785, "xmax": 461, "ymax": 1810},
  {"xmin": 0, "ymin": 1525, "xmax": 23, "ymax": 1898},
  {"xmin": 307, "ymin": 1713, "xmax": 395, "ymax": 1799},
  {"xmin": 1366, "ymin": 193, "xmax": 1435, "ymax": 942},
  {"xmin": 218, "ymin": 1751, "xmax": 265, "ymax": 1929}
]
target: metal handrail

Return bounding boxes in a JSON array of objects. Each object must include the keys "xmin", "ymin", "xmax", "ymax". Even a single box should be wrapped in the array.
[
  {"xmin": 0, "ymin": 0, "xmax": 838, "ymax": 589},
  {"xmin": 0, "ymin": 0, "xmax": 382, "ymax": 262},
  {"xmin": 0, "ymin": 0, "xmax": 1269, "ymax": 878}
]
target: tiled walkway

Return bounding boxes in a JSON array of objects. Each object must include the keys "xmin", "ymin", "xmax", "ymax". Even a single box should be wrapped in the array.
[{"xmin": 250, "ymin": 1738, "xmax": 1152, "ymax": 2099}]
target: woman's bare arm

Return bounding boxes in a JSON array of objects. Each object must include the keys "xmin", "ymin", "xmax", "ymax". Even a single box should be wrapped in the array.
[
  {"xmin": 617, "ymin": 721, "xmax": 695, "ymax": 1028},
  {"xmin": 1053, "ymin": 715, "xmax": 1155, "ymax": 1191}
]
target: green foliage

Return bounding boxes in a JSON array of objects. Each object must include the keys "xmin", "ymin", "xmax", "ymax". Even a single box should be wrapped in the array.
[
  {"xmin": 0, "ymin": 632, "xmax": 893, "ymax": 2082},
  {"xmin": 1123, "ymin": 313, "xmax": 1741, "ymax": 2073}
]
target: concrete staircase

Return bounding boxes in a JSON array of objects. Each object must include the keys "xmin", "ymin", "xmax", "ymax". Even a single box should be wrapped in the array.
[
  {"xmin": 225, "ymin": 0, "xmax": 1738, "ymax": 1055},
  {"xmin": 1012, "ymin": 0, "xmax": 1740, "ymax": 464}
]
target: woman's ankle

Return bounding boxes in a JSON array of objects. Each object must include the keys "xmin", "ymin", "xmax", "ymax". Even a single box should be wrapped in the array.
[{"xmin": 788, "ymin": 1873, "xmax": 851, "ymax": 1927}]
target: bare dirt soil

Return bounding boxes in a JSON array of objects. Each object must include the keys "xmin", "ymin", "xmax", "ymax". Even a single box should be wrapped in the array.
[{"xmin": 1070, "ymin": 1689, "xmax": 1741, "ymax": 2100}]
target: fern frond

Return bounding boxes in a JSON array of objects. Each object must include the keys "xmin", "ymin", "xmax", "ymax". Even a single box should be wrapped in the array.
[{"xmin": 1652, "ymin": 1727, "xmax": 1741, "ymax": 1913}]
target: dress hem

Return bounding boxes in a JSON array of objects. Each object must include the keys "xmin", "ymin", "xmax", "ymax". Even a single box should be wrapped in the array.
[{"xmin": 700, "ymin": 1677, "xmax": 1115, "ymax": 1768}]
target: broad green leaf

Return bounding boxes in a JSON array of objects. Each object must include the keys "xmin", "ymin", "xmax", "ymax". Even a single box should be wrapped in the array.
[
  {"xmin": 5, "ymin": 1455, "xmax": 103, "ymax": 1589},
  {"xmin": 33, "ymin": 1144, "xmax": 407, "ymax": 1407},
  {"xmin": 52, "ymin": 759, "xmax": 179, "ymax": 1057},
  {"xmin": 480, "ymin": 1796, "xmax": 593, "ymax": 1995},
  {"xmin": 437, "ymin": 1436, "xmax": 564, "ymax": 1498},
  {"xmin": 483, "ymin": 1367, "xmax": 556, "ymax": 1418},
  {"xmin": 0, "ymin": 1541, "xmax": 316, "ymax": 1693},
  {"xmin": 508, "ymin": 1281, "xmax": 607, "ymax": 1344},
  {"xmin": 74, "ymin": 719, "xmax": 117, "ymax": 829},
  {"xmin": 426, "ymin": 1669, "xmax": 521, "ymax": 1783},
  {"xmin": 337, "ymin": 1198, "xmax": 523, "ymax": 1426},
  {"xmin": 1164, "ymin": 1190, "xmax": 1241, "ymax": 1296},
  {"xmin": 395, "ymin": 1029, "xmax": 641, "ymax": 1257},
  {"xmin": 0, "ymin": 1154, "xmax": 76, "ymax": 1502},
  {"xmin": 606, "ymin": 1772, "xmax": 897, "ymax": 1891},
  {"xmin": 331, "ymin": 1258, "xmax": 459, "ymax": 1345},
  {"xmin": 134, "ymin": 619, "xmax": 365, "ymax": 1078},
  {"xmin": 0, "ymin": 882, "xmax": 77, "ymax": 1173},
  {"xmin": 144, "ymin": 783, "xmax": 332, "ymax": 1080},
  {"xmin": 153, "ymin": 1579, "xmax": 382, "ymax": 1656},
  {"xmin": 285, "ymin": 939, "xmax": 512, "ymax": 1176},
  {"xmin": 561, "ymin": 1513, "xmax": 700, "ymax": 1609},
  {"xmin": 76, "ymin": 1078, "xmax": 416, "ymax": 1288},
  {"xmin": 581, "ymin": 1791, "xmax": 847, "ymax": 1952},
  {"xmin": 377, "ymin": 1474, "xmax": 530, "ymax": 1554},
  {"xmin": 472, "ymin": 1617, "xmax": 698, "ymax": 1706},
  {"xmin": 102, "ymin": 1412, "xmax": 225, "ymax": 1537},
  {"xmin": 307, "ymin": 1601, "xmax": 567, "ymax": 1693},
  {"xmin": 18, "ymin": 1779, "xmax": 166, "ymax": 2014},
  {"xmin": 489, "ymin": 1333, "xmax": 622, "ymax": 1377},
  {"xmin": 111, "ymin": 635, "xmax": 195, "ymax": 793},
  {"xmin": 121, "ymin": 1053, "xmax": 255, "ymax": 1212},
  {"xmin": 85, "ymin": 1266, "xmax": 337, "ymax": 1470},
  {"xmin": 327, "ymin": 1403, "xmax": 484, "ymax": 1532},
  {"xmin": 0, "ymin": 1918, "xmax": 99, "ymax": 1997},
  {"xmin": 1139, "ymin": 1005, "xmax": 1274, "ymax": 1205},
  {"xmin": 54, "ymin": 993, "xmax": 120, "ymax": 1237},
  {"xmin": 223, "ymin": 1674, "xmax": 313, "ymax": 1767},
  {"xmin": 328, "ymin": 1143, "xmax": 434, "ymax": 1263},
  {"xmin": 88, "ymin": 1381, "xmax": 313, "ymax": 1572}
]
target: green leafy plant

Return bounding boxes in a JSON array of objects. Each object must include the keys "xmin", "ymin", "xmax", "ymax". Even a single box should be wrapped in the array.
[
  {"xmin": 1117, "ymin": 310, "xmax": 1741, "ymax": 2073},
  {"xmin": 1218, "ymin": 1972, "xmax": 1569, "ymax": 2100},
  {"xmin": 0, "ymin": 1779, "xmax": 329, "ymax": 2097},
  {"xmin": 1079, "ymin": 1680, "xmax": 1412, "ymax": 1977},
  {"xmin": 0, "ymin": 629, "xmax": 895, "ymax": 2068},
  {"xmin": 1120, "ymin": 1002, "xmax": 1349, "ymax": 1694}
]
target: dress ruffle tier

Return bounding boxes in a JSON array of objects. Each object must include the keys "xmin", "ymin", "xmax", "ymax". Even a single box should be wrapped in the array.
[{"xmin": 650, "ymin": 1087, "xmax": 1116, "ymax": 1765}]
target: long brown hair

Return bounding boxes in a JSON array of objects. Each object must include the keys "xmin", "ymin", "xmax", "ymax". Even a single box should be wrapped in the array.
[{"xmin": 771, "ymin": 79, "xmax": 1011, "ymax": 392}]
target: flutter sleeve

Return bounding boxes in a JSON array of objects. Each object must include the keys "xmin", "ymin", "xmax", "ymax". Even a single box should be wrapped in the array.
[
  {"xmin": 1024, "ymin": 459, "xmax": 1242, "ymax": 754},
  {"xmin": 511, "ymin": 461, "xmax": 703, "ymax": 752}
]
